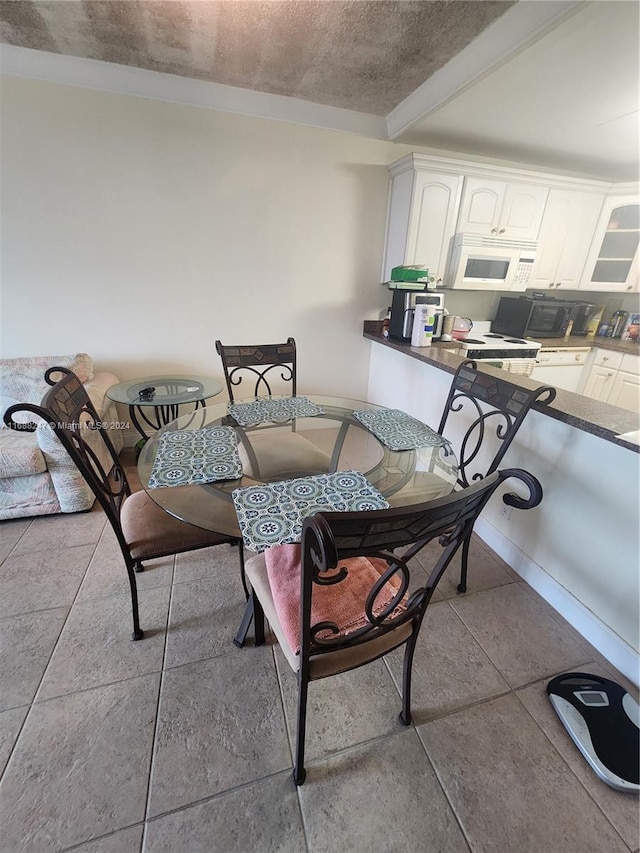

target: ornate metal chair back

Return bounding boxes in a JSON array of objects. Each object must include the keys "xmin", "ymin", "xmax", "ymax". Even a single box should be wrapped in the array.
[
  {"xmin": 438, "ymin": 360, "xmax": 556, "ymax": 488},
  {"xmin": 215, "ymin": 338, "xmax": 297, "ymax": 403},
  {"xmin": 3, "ymin": 367, "xmax": 130, "ymax": 546}
]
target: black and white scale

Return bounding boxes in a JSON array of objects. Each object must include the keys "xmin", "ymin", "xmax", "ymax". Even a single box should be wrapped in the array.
[{"xmin": 547, "ymin": 673, "xmax": 639, "ymax": 792}]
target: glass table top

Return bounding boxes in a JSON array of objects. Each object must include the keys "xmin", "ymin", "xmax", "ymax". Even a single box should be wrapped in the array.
[
  {"xmin": 137, "ymin": 395, "xmax": 459, "ymax": 538},
  {"xmin": 106, "ymin": 375, "xmax": 223, "ymax": 406}
]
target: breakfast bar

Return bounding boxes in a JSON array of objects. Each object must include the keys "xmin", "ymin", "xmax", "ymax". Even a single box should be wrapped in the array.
[{"xmin": 363, "ymin": 321, "xmax": 640, "ymax": 686}]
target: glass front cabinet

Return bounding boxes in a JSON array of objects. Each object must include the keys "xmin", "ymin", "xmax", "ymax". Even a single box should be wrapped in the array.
[{"xmin": 580, "ymin": 196, "xmax": 640, "ymax": 292}]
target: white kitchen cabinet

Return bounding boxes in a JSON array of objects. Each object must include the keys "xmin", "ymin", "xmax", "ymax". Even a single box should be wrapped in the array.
[
  {"xmin": 581, "ymin": 349, "xmax": 640, "ymax": 411},
  {"xmin": 608, "ymin": 370, "xmax": 640, "ymax": 411},
  {"xmin": 580, "ymin": 195, "xmax": 640, "ymax": 292},
  {"xmin": 582, "ymin": 364, "xmax": 619, "ymax": 402},
  {"xmin": 382, "ymin": 163, "xmax": 463, "ymax": 285},
  {"xmin": 530, "ymin": 188, "xmax": 605, "ymax": 290},
  {"xmin": 457, "ymin": 177, "xmax": 549, "ymax": 240}
]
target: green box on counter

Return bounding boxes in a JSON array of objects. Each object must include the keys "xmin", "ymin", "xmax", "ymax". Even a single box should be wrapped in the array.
[{"xmin": 390, "ymin": 265, "xmax": 430, "ymax": 282}]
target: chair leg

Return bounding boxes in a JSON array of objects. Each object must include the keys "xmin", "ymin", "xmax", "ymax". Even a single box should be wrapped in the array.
[
  {"xmin": 236, "ymin": 540, "xmax": 249, "ymax": 600},
  {"xmin": 133, "ymin": 561, "xmax": 145, "ymax": 573},
  {"xmin": 457, "ymin": 532, "xmax": 471, "ymax": 593},
  {"xmin": 253, "ymin": 592, "xmax": 265, "ymax": 646},
  {"xmin": 233, "ymin": 598, "xmax": 254, "ymax": 648},
  {"xmin": 399, "ymin": 633, "xmax": 418, "ymax": 726},
  {"xmin": 125, "ymin": 563, "xmax": 144, "ymax": 641},
  {"xmin": 293, "ymin": 673, "xmax": 309, "ymax": 786}
]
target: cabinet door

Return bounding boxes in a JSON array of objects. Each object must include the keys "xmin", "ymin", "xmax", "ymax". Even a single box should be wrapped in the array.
[
  {"xmin": 405, "ymin": 172, "xmax": 463, "ymax": 285},
  {"xmin": 582, "ymin": 364, "xmax": 617, "ymax": 402},
  {"xmin": 499, "ymin": 182, "xmax": 549, "ymax": 240},
  {"xmin": 580, "ymin": 197, "xmax": 640, "ymax": 292},
  {"xmin": 531, "ymin": 189, "xmax": 605, "ymax": 290},
  {"xmin": 457, "ymin": 178, "xmax": 505, "ymax": 235},
  {"xmin": 608, "ymin": 370, "xmax": 640, "ymax": 412}
]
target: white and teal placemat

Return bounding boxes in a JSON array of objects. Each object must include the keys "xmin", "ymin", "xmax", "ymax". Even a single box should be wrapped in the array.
[
  {"xmin": 148, "ymin": 426, "xmax": 242, "ymax": 488},
  {"xmin": 353, "ymin": 409, "xmax": 450, "ymax": 452},
  {"xmin": 232, "ymin": 470, "xmax": 389, "ymax": 552},
  {"xmin": 229, "ymin": 396, "xmax": 324, "ymax": 426}
]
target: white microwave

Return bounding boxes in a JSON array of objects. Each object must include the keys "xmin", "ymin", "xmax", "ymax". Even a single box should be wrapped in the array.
[{"xmin": 446, "ymin": 233, "xmax": 537, "ymax": 291}]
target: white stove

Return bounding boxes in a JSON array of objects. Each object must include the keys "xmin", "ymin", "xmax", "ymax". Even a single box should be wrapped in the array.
[{"xmin": 452, "ymin": 331, "xmax": 542, "ymax": 361}]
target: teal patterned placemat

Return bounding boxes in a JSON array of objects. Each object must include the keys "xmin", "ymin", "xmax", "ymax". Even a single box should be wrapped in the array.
[
  {"xmin": 232, "ymin": 470, "xmax": 389, "ymax": 552},
  {"xmin": 148, "ymin": 426, "xmax": 242, "ymax": 488},
  {"xmin": 353, "ymin": 409, "xmax": 450, "ymax": 451},
  {"xmin": 229, "ymin": 396, "xmax": 324, "ymax": 426}
]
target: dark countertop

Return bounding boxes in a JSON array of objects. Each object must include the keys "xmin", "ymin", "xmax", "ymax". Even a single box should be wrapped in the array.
[
  {"xmin": 363, "ymin": 322, "xmax": 639, "ymax": 453},
  {"xmin": 533, "ymin": 335, "xmax": 640, "ymax": 355}
]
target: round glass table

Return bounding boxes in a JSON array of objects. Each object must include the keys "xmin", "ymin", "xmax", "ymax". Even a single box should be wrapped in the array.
[
  {"xmin": 106, "ymin": 374, "xmax": 224, "ymax": 443},
  {"xmin": 137, "ymin": 395, "xmax": 459, "ymax": 539}
]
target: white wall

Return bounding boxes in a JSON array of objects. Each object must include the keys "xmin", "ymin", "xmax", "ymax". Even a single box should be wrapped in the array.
[
  {"xmin": 367, "ymin": 343, "xmax": 640, "ymax": 684},
  {"xmin": 0, "ymin": 76, "xmax": 406, "ymax": 399}
]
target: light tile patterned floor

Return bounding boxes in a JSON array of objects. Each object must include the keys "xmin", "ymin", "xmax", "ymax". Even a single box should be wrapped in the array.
[{"xmin": 1, "ymin": 454, "xmax": 638, "ymax": 853}]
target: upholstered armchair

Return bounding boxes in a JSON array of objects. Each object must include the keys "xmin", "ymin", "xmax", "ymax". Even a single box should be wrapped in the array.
[{"xmin": 0, "ymin": 354, "xmax": 123, "ymax": 519}]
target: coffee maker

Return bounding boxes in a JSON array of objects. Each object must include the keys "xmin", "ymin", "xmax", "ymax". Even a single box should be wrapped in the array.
[{"xmin": 389, "ymin": 290, "xmax": 446, "ymax": 342}]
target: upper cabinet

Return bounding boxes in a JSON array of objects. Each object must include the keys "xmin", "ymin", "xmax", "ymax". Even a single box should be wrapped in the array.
[
  {"xmin": 457, "ymin": 177, "xmax": 549, "ymax": 241},
  {"xmin": 382, "ymin": 163, "xmax": 463, "ymax": 286},
  {"xmin": 579, "ymin": 195, "xmax": 640, "ymax": 292},
  {"xmin": 530, "ymin": 188, "xmax": 605, "ymax": 290},
  {"xmin": 381, "ymin": 153, "xmax": 639, "ymax": 296}
]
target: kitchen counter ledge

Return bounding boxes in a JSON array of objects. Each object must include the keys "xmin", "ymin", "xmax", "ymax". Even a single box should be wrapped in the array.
[{"xmin": 363, "ymin": 322, "xmax": 639, "ymax": 453}]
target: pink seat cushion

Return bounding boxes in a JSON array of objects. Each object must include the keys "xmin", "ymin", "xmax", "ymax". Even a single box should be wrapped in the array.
[{"xmin": 264, "ymin": 543, "xmax": 404, "ymax": 654}]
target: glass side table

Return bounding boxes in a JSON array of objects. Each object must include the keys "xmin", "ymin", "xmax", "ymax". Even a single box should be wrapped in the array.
[{"xmin": 106, "ymin": 374, "xmax": 224, "ymax": 449}]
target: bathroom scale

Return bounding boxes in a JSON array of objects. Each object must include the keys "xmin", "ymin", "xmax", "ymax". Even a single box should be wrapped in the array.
[{"xmin": 547, "ymin": 672, "xmax": 639, "ymax": 792}]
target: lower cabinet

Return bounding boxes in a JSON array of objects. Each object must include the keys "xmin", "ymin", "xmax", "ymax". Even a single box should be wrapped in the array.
[{"xmin": 581, "ymin": 349, "xmax": 640, "ymax": 412}]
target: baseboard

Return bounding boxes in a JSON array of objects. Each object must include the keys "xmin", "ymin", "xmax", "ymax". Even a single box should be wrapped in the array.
[{"xmin": 475, "ymin": 517, "xmax": 639, "ymax": 688}]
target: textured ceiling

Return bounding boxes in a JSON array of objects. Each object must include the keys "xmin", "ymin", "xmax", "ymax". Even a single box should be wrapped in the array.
[{"xmin": 0, "ymin": 0, "xmax": 515, "ymax": 115}]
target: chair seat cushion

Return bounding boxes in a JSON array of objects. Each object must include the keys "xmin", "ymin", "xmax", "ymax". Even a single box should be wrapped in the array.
[
  {"xmin": 121, "ymin": 489, "xmax": 234, "ymax": 560},
  {"xmin": 238, "ymin": 430, "xmax": 331, "ymax": 480},
  {"xmin": 0, "ymin": 431, "xmax": 47, "ymax": 478},
  {"xmin": 246, "ymin": 545, "xmax": 411, "ymax": 678}
]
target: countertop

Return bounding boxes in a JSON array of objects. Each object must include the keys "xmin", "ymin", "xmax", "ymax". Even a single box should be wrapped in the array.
[
  {"xmin": 363, "ymin": 322, "xmax": 640, "ymax": 453},
  {"xmin": 533, "ymin": 335, "xmax": 639, "ymax": 355}
]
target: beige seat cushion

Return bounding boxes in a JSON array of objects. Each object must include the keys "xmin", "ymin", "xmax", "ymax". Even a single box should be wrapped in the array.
[
  {"xmin": 246, "ymin": 551, "xmax": 413, "ymax": 679},
  {"xmin": 121, "ymin": 489, "xmax": 233, "ymax": 560},
  {"xmin": 238, "ymin": 430, "xmax": 331, "ymax": 480}
]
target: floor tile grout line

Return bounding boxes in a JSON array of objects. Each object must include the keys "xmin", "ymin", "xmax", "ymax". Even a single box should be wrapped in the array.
[
  {"xmin": 271, "ymin": 644, "xmax": 312, "ymax": 853},
  {"xmin": 141, "ymin": 554, "xmax": 177, "ymax": 844}
]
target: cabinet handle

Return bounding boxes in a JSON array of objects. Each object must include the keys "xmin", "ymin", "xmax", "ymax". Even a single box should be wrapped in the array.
[
  {"xmin": 491, "ymin": 228, "xmax": 498, "ymax": 234},
  {"xmin": 499, "ymin": 228, "xmax": 506, "ymax": 234},
  {"xmin": 627, "ymin": 286, "xmax": 632, "ymax": 291}
]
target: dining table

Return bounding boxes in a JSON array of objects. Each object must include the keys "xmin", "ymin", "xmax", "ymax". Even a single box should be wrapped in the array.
[{"xmin": 137, "ymin": 394, "xmax": 459, "ymax": 644}]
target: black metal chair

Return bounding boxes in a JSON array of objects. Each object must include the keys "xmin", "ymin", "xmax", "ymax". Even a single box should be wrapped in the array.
[
  {"xmin": 436, "ymin": 359, "xmax": 556, "ymax": 592},
  {"xmin": 3, "ymin": 367, "xmax": 245, "ymax": 641},
  {"xmin": 215, "ymin": 338, "xmax": 330, "ymax": 480},
  {"xmin": 215, "ymin": 338, "xmax": 298, "ymax": 402},
  {"xmin": 245, "ymin": 467, "xmax": 542, "ymax": 785}
]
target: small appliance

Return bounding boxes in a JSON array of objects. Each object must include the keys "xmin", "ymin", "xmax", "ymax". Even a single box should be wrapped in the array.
[
  {"xmin": 547, "ymin": 672, "xmax": 639, "ymax": 792},
  {"xmin": 389, "ymin": 290, "xmax": 446, "ymax": 342},
  {"xmin": 446, "ymin": 233, "xmax": 537, "ymax": 291},
  {"xmin": 492, "ymin": 295, "xmax": 575, "ymax": 338},
  {"xmin": 447, "ymin": 329, "xmax": 542, "ymax": 361},
  {"xmin": 566, "ymin": 301, "xmax": 598, "ymax": 336}
]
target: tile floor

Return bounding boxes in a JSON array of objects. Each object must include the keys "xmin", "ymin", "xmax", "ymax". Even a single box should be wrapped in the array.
[{"xmin": 1, "ymin": 455, "xmax": 638, "ymax": 853}]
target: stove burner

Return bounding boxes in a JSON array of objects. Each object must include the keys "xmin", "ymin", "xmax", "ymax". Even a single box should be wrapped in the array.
[
  {"xmin": 460, "ymin": 338, "xmax": 486, "ymax": 345},
  {"xmin": 504, "ymin": 338, "xmax": 527, "ymax": 344},
  {"xmin": 484, "ymin": 333, "xmax": 505, "ymax": 339}
]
